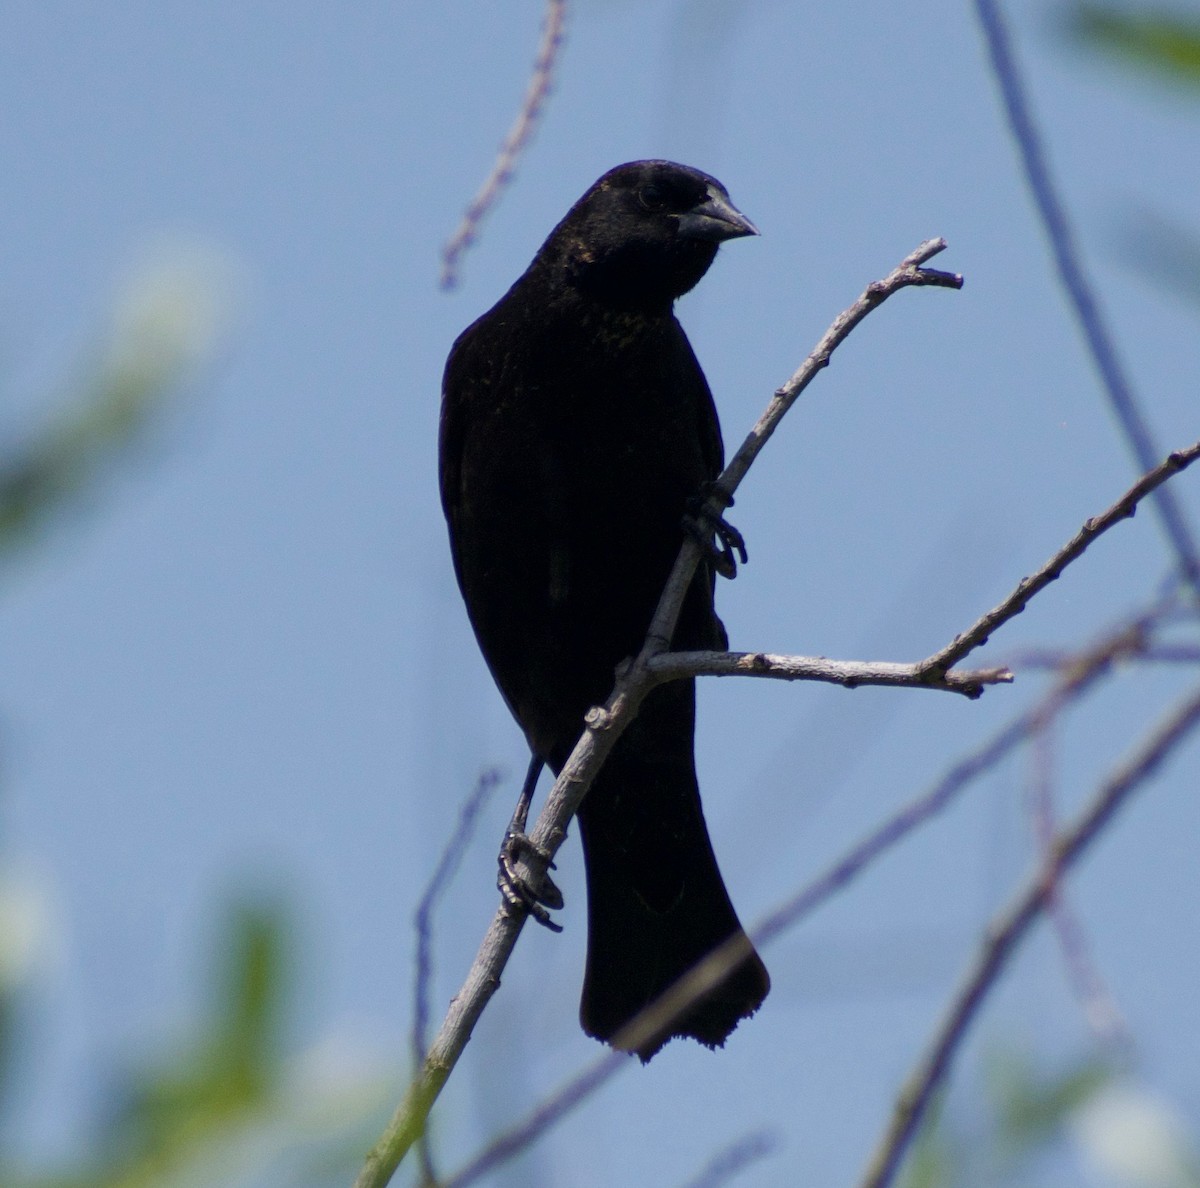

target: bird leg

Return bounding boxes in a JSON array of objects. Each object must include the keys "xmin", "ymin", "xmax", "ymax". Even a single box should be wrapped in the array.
[
  {"xmin": 683, "ymin": 481, "xmax": 747, "ymax": 579},
  {"xmin": 498, "ymin": 754, "xmax": 565, "ymax": 932}
]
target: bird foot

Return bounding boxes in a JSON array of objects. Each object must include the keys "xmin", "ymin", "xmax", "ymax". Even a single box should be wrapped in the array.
[
  {"xmin": 683, "ymin": 482, "xmax": 747, "ymax": 579},
  {"xmin": 498, "ymin": 830, "xmax": 565, "ymax": 932}
]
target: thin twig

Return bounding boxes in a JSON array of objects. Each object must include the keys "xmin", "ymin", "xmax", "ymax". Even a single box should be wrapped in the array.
[
  {"xmin": 973, "ymin": 0, "xmax": 1200, "ymax": 595},
  {"xmin": 649, "ymin": 439, "xmax": 1200, "ymax": 698},
  {"xmin": 412, "ymin": 767, "xmax": 503, "ymax": 1183},
  {"xmin": 441, "ymin": 1052, "xmax": 626, "ymax": 1188},
  {"xmin": 440, "ymin": 0, "xmax": 568, "ymax": 289},
  {"xmin": 351, "ymin": 242, "xmax": 961, "ymax": 1188},
  {"xmin": 675, "ymin": 1129, "xmax": 779, "ymax": 1188},
  {"xmin": 646, "ymin": 239, "xmax": 962, "ymax": 653},
  {"xmin": 857, "ymin": 682, "xmax": 1200, "ymax": 1188},
  {"xmin": 412, "ymin": 768, "xmax": 504, "ymax": 1067},
  {"xmin": 922, "ymin": 439, "xmax": 1200, "ymax": 675},
  {"xmin": 1011, "ymin": 644, "xmax": 1200, "ymax": 669},
  {"xmin": 1028, "ymin": 726, "xmax": 1130, "ymax": 1049}
]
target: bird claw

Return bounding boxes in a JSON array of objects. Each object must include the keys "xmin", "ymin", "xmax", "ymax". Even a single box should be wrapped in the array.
[
  {"xmin": 683, "ymin": 482, "xmax": 747, "ymax": 579},
  {"xmin": 498, "ymin": 830, "xmax": 565, "ymax": 932}
]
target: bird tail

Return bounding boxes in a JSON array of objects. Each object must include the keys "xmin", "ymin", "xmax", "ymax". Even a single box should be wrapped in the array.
[{"xmin": 574, "ymin": 679, "xmax": 769, "ymax": 1061}]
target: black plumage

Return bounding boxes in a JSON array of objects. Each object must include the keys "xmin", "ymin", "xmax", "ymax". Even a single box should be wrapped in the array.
[{"xmin": 439, "ymin": 160, "xmax": 769, "ymax": 1059}]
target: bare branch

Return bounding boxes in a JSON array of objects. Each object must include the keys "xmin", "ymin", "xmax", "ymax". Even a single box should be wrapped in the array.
[
  {"xmin": 605, "ymin": 623, "xmax": 1138, "ymax": 1062},
  {"xmin": 646, "ymin": 239, "xmax": 962, "ymax": 652},
  {"xmin": 440, "ymin": 0, "xmax": 568, "ymax": 289},
  {"xmin": 648, "ymin": 649, "xmax": 1011, "ymax": 699},
  {"xmin": 922, "ymin": 439, "xmax": 1200, "ymax": 675},
  {"xmin": 721, "ymin": 240, "xmax": 962, "ymax": 498},
  {"xmin": 652, "ymin": 438, "xmax": 1200, "ymax": 699},
  {"xmin": 352, "ymin": 241, "xmax": 960, "ymax": 1188},
  {"xmin": 973, "ymin": 0, "xmax": 1200, "ymax": 594},
  {"xmin": 438, "ymin": 616, "xmax": 1139, "ymax": 1187},
  {"xmin": 857, "ymin": 682, "xmax": 1200, "ymax": 1188}
]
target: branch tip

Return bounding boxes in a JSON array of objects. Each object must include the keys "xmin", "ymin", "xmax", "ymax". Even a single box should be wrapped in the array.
[
  {"xmin": 917, "ymin": 267, "xmax": 964, "ymax": 290},
  {"xmin": 913, "ymin": 237, "xmax": 948, "ymax": 261}
]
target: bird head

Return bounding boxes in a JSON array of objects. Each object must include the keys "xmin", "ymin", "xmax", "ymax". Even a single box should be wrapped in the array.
[{"xmin": 543, "ymin": 160, "xmax": 758, "ymax": 312}]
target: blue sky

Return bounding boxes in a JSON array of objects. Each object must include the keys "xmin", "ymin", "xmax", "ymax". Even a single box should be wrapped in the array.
[{"xmin": 2, "ymin": 2, "xmax": 1199, "ymax": 1184}]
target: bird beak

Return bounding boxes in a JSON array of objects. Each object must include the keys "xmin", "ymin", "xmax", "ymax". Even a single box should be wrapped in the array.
[{"xmin": 676, "ymin": 187, "xmax": 759, "ymax": 242}]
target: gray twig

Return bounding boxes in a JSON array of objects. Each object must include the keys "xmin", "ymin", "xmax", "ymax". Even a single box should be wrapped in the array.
[
  {"xmin": 646, "ymin": 239, "xmax": 961, "ymax": 653},
  {"xmin": 649, "ymin": 438, "xmax": 1200, "ymax": 699},
  {"xmin": 648, "ymin": 649, "xmax": 1009, "ymax": 698},
  {"xmin": 922, "ymin": 440, "xmax": 1200, "ymax": 675}
]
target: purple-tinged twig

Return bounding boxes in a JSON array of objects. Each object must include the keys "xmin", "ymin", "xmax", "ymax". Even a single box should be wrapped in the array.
[
  {"xmin": 412, "ymin": 768, "xmax": 504, "ymax": 1065},
  {"xmin": 1012, "ymin": 643, "xmax": 1200, "ymax": 670},
  {"xmin": 440, "ymin": 0, "xmax": 567, "ymax": 289},
  {"xmin": 441, "ymin": 1052, "xmax": 624, "ymax": 1188},
  {"xmin": 1028, "ymin": 727, "xmax": 1130, "ymax": 1049},
  {"xmin": 412, "ymin": 767, "xmax": 502, "ymax": 1183},
  {"xmin": 857, "ymin": 682, "xmax": 1200, "ymax": 1188},
  {"xmin": 973, "ymin": 0, "xmax": 1200, "ymax": 594},
  {"xmin": 676, "ymin": 1129, "xmax": 779, "ymax": 1188}
]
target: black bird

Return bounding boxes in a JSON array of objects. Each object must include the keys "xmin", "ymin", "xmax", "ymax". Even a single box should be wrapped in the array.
[{"xmin": 439, "ymin": 160, "xmax": 769, "ymax": 1060}]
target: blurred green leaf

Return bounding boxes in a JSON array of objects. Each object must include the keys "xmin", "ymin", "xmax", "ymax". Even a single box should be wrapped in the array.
[
  {"xmin": 895, "ymin": 1046, "xmax": 1119, "ymax": 1186},
  {"xmin": 0, "ymin": 366, "xmax": 168, "ymax": 554},
  {"xmin": 1073, "ymin": 1083, "xmax": 1200, "ymax": 1187},
  {"xmin": 98, "ymin": 897, "xmax": 291, "ymax": 1182},
  {"xmin": 0, "ymin": 876, "xmax": 50, "ymax": 1117},
  {"xmin": 987, "ymin": 1048, "xmax": 1114, "ymax": 1159},
  {"xmin": 1067, "ymin": 4, "xmax": 1200, "ymax": 88},
  {"xmin": 898, "ymin": 1092, "xmax": 959, "ymax": 1188},
  {"xmin": 0, "ymin": 243, "xmax": 233, "ymax": 559},
  {"xmin": 1120, "ymin": 210, "xmax": 1200, "ymax": 307},
  {"xmin": 0, "ymin": 887, "xmax": 390, "ymax": 1188}
]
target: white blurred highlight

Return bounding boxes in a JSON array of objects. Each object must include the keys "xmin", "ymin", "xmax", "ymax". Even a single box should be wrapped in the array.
[{"xmin": 1073, "ymin": 1083, "xmax": 1198, "ymax": 1187}]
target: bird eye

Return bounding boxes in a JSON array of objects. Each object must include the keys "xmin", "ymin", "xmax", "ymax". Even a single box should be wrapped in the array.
[{"xmin": 638, "ymin": 183, "xmax": 669, "ymax": 212}]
